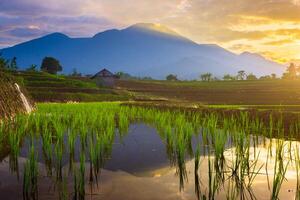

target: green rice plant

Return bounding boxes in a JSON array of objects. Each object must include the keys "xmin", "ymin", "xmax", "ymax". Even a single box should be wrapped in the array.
[
  {"xmin": 68, "ymin": 129, "xmax": 76, "ymax": 173},
  {"xmin": 79, "ymin": 152, "xmax": 86, "ymax": 199},
  {"xmin": 73, "ymin": 153, "xmax": 86, "ymax": 200},
  {"xmin": 4, "ymin": 102, "xmax": 300, "ymax": 199},
  {"xmin": 8, "ymin": 126, "xmax": 21, "ymax": 177},
  {"xmin": 118, "ymin": 109, "xmax": 129, "ymax": 136},
  {"xmin": 212, "ymin": 129, "xmax": 227, "ymax": 182},
  {"xmin": 41, "ymin": 126, "xmax": 53, "ymax": 176},
  {"xmin": 175, "ymin": 137, "xmax": 188, "ymax": 191},
  {"xmin": 55, "ymin": 140, "xmax": 63, "ymax": 182},
  {"xmin": 23, "ymin": 144, "xmax": 38, "ymax": 200}
]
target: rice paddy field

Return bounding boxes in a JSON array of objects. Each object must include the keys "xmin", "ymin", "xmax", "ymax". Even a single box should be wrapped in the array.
[
  {"xmin": 116, "ymin": 79, "xmax": 300, "ymax": 105},
  {"xmin": 2, "ymin": 102, "xmax": 300, "ymax": 199}
]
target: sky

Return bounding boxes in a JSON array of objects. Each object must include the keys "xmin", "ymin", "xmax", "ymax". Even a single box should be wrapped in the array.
[{"xmin": 1, "ymin": 0, "xmax": 300, "ymax": 63}]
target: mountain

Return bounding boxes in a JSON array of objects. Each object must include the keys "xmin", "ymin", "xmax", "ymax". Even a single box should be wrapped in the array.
[{"xmin": 0, "ymin": 23, "xmax": 285, "ymax": 79}]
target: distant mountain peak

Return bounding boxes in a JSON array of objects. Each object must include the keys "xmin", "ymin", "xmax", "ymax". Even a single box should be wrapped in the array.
[
  {"xmin": 93, "ymin": 29, "xmax": 119, "ymax": 38},
  {"xmin": 126, "ymin": 23, "xmax": 180, "ymax": 36},
  {"xmin": 43, "ymin": 32, "xmax": 69, "ymax": 39}
]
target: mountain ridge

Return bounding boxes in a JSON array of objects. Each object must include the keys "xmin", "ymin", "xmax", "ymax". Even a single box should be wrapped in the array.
[{"xmin": 0, "ymin": 23, "xmax": 285, "ymax": 79}]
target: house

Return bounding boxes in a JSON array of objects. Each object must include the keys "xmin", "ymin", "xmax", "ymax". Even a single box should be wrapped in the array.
[{"xmin": 91, "ymin": 68, "xmax": 119, "ymax": 87}]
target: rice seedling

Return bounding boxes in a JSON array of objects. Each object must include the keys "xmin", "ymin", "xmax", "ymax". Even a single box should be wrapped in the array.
[
  {"xmin": 55, "ymin": 140, "xmax": 63, "ymax": 182},
  {"xmin": 2, "ymin": 102, "xmax": 300, "ymax": 199},
  {"xmin": 23, "ymin": 144, "xmax": 38, "ymax": 200},
  {"xmin": 79, "ymin": 152, "xmax": 86, "ymax": 199},
  {"xmin": 41, "ymin": 126, "xmax": 53, "ymax": 176}
]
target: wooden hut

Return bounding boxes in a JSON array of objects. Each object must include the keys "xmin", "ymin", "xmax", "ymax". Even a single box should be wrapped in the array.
[{"xmin": 91, "ymin": 68, "xmax": 118, "ymax": 87}]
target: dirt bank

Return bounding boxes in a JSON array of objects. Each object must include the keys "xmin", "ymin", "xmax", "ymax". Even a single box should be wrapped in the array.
[{"xmin": 0, "ymin": 71, "xmax": 34, "ymax": 119}]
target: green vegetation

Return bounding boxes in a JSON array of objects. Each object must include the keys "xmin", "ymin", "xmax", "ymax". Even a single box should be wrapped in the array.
[
  {"xmin": 1, "ymin": 102, "xmax": 300, "ymax": 198},
  {"xmin": 41, "ymin": 56, "xmax": 62, "ymax": 74},
  {"xmin": 8, "ymin": 71, "xmax": 131, "ymax": 102},
  {"xmin": 200, "ymin": 73, "xmax": 213, "ymax": 82},
  {"xmin": 166, "ymin": 74, "xmax": 178, "ymax": 81},
  {"xmin": 23, "ymin": 143, "xmax": 38, "ymax": 200}
]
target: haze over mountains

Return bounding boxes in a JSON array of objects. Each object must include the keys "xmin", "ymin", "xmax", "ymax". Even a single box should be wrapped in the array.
[{"xmin": 0, "ymin": 23, "xmax": 285, "ymax": 79}]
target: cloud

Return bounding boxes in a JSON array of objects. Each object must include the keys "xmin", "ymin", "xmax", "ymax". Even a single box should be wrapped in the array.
[
  {"xmin": 264, "ymin": 39, "xmax": 295, "ymax": 46},
  {"xmin": 8, "ymin": 27, "xmax": 47, "ymax": 37}
]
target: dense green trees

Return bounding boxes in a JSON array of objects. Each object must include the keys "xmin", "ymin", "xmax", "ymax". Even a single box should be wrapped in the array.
[
  {"xmin": 223, "ymin": 74, "xmax": 236, "ymax": 81},
  {"xmin": 0, "ymin": 55, "xmax": 18, "ymax": 71},
  {"xmin": 166, "ymin": 74, "xmax": 178, "ymax": 81},
  {"xmin": 200, "ymin": 73, "xmax": 213, "ymax": 82},
  {"xmin": 0, "ymin": 54, "xmax": 9, "ymax": 70},
  {"xmin": 9, "ymin": 57, "xmax": 18, "ymax": 71},
  {"xmin": 282, "ymin": 63, "xmax": 300, "ymax": 79},
  {"xmin": 41, "ymin": 57, "xmax": 62, "ymax": 74},
  {"xmin": 246, "ymin": 73, "xmax": 257, "ymax": 80}
]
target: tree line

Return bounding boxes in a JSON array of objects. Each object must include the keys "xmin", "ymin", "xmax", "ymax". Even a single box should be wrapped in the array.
[
  {"xmin": 1, "ymin": 54, "xmax": 300, "ymax": 81},
  {"xmin": 166, "ymin": 63, "xmax": 299, "ymax": 81},
  {"xmin": 0, "ymin": 55, "xmax": 62, "ymax": 74}
]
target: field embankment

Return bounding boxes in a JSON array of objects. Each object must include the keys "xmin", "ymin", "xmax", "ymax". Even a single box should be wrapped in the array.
[
  {"xmin": 0, "ymin": 71, "xmax": 34, "ymax": 119},
  {"xmin": 116, "ymin": 79, "xmax": 300, "ymax": 105}
]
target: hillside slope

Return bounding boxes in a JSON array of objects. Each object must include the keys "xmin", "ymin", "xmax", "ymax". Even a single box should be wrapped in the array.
[
  {"xmin": 9, "ymin": 71, "xmax": 131, "ymax": 102},
  {"xmin": 0, "ymin": 23, "xmax": 285, "ymax": 79}
]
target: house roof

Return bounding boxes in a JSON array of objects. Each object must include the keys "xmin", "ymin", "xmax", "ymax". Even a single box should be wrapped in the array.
[{"xmin": 91, "ymin": 68, "xmax": 117, "ymax": 79}]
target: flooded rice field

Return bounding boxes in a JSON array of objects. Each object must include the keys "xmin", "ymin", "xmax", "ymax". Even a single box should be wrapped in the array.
[{"xmin": 0, "ymin": 102, "xmax": 300, "ymax": 199}]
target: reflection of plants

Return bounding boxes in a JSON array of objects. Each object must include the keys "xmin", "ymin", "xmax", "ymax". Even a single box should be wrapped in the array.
[
  {"xmin": 208, "ymin": 156, "xmax": 219, "ymax": 200},
  {"xmin": 194, "ymin": 146, "xmax": 202, "ymax": 200},
  {"xmin": 270, "ymin": 140, "xmax": 289, "ymax": 200},
  {"xmin": 295, "ymin": 145, "xmax": 300, "ymax": 199}
]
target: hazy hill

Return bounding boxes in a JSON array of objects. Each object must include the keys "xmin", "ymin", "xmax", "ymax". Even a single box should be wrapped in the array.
[{"xmin": 0, "ymin": 23, "xmax": 284, "ymax": 79}]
